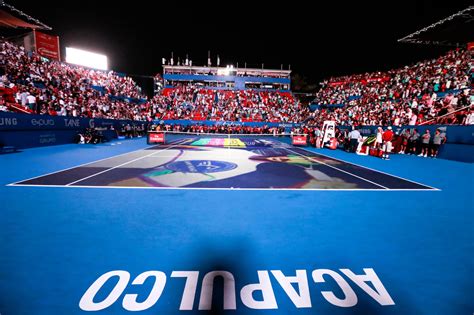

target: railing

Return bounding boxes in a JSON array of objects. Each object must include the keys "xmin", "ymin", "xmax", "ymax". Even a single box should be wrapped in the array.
[
  {"xmin": 419, "ymin": 104, "xmax": 472, "ymax": 125},
  {"xmin": 6, "ymin": 102, "xmax": 32, "ymax": 114}
]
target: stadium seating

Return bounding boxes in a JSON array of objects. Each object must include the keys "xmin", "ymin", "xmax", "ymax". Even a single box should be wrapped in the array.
[
  {"xmin": 149, "ymin": 85, "xmax": 307, "ymax": 123},
  {"xmin": 1, "ymin": 39, "xmax": 471, "ymax": 126},
  {"xmin": 1, "ymin": 40, "xmax": 149, "ymax": 120},
  {"xmin": 308, "ymin": 48, "xmax": 472, "ymax": 126}
]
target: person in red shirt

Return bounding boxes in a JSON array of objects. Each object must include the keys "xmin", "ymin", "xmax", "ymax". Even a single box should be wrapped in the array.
[
  {"xmin": 382, "ymin": 126, "xmax": 394, "ymax": 160},
  {"xmin": 327, "ymin": 137, "xmax": 338, "ymax": 150}
]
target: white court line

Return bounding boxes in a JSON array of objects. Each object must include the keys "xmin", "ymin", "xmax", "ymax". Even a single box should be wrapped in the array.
[
  {"xmin": 143, "ymin": 155, "xmax": 250, "ymax": 160},
  {"xmin": 285, "ymin": 148, "xmax": 389, "ymax": 189},
  {"xmin": 6, "ymin": 137, "xmax": 438, "ymax": 192},
  {"xmin": 65, "ymin": 139, "xmax": 188, "ymax": 186},
  {"xmin": 292, "ymin": 147, "xmax": 440, "ymax": 191},
  {"xmin": 7, "ymin": 184, "xmax": 438, "ymax": 191},
  {"xmin": 7, "ymin": 139, "xmax": 187, "ymax": 186}
]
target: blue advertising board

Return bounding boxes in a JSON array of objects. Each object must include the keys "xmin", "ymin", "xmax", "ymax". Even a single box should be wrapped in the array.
[
  {"xmin": 1, "ymin": 112, "xmax": 472, "ymax": 162},
  {"xmin": 0, "ymin": 112, "xmax": 146, "ymax": 148}
]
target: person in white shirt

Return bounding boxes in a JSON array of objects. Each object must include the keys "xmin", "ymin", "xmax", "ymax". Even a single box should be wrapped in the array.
[
  {"xmin": 393, "ymin": 116, "xmax": 400, "ymax": 126},
  {"xmin": 450, "ymin": 96, "xmax": 458, "ymax": 107},
  {"xmin": 19, "ymin": 91, "xmax": 28, "ymax": 106},
  {"xmin": 26, "ymin": 94, "xmax": 36, "ymax": 106},
  {"xmin": 26, "ymin": 93, "xmax": 36, "ymax": 112},
  {"xmin": 375, "ymin": 127, "xmax": 383, "ymax": 149},
  {"xmin": 465, "ymin": 108, "xmax": 474, "ymax": 125},
  {"xmin": 348, "ymin": 128, "xmax": 362, "ymax": 153}
]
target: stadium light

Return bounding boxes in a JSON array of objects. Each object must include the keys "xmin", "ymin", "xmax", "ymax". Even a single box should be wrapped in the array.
[{"xmin": 65, "ymin": 47, "xmax": 108, "ymax": 70}]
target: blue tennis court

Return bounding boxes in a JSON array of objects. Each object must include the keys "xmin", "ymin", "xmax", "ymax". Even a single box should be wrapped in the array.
[
  {"xmin": 0, "ymin": 137, "xmax": 472, "ymax": 315},
  {"xmin": 9, "ymin": 134, "xmax": 435, "ymax": 190}
]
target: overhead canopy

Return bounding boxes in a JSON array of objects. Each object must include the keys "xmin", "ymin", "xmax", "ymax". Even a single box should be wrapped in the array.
[
  {"xmin": 398, "ymin": 6, "xmax": 473, "ymax": 47},
  {"xmin": 0, "ymin": 2, "xmax": 51, "ymax": 30}
]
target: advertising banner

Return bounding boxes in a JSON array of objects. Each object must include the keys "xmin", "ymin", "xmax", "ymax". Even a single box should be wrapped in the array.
[
  {"xmin": 292, "ymin": 135, "xmax": 307, "ymax": 146},
  {"xmin": 34, "ymin": 30, "xmax": 60, "ymax": 60},
  {"xmin": 0, "ymin": 112, "xmax": 147, "ymax": 148},
  {"xmin": 147, "ymin": 132, "xmax": 165, "ymax": 144}
]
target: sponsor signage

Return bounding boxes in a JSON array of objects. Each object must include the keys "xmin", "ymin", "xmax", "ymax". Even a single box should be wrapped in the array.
[
  {"xmin": 0, "ymin": 112, "xmax": 145, "ymax": 131},
  {"xmin": 166, "ymin": 160, "xmax": 238, "ymax": 173},
  {"xmin": 79, "ymin": 268, "xmax": 395, "ymax": 312},
  {"xmin": 292, "ymin": 135, "xmax": 307, "ymax": 146},
  {"xmin": 148, "ymin": 132, "xmax": 165, "ymax": 144},
  {"xmin": 0, "ymin": 117, "xmax": 18, "ymax": 126},
  {"xmin": 34, "ymin": 30, "xmax": 60, "ymax": 60}
]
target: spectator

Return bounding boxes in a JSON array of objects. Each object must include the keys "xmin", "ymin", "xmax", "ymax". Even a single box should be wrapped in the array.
[
  {"xmin": 419, "ymin": 129, "xmax": 431, "ymax": 158},
  {"xmin": 26, "ymin": 92, "xmax": 36, "ymax": 111},
  {"xmin": 347, "ymin": 127, "xmax": 362, "ymax": 153},
  {"xmin": 375, "ymin": 127, "xmax": 383, "ymax": 149},
  {"xmin": 464, "ymin": 107, "xmax": 474, "ymax": 125},
  {"xmin": 399, "ymin": 129, "xmax": 411, "ymax": 154},
  {"xmin": 314, "ymin": 126, "xmax": 322, "ymax": 148},
  {"xmin": 431, "ymin": 129, "xmax": 446, "ymax": 158},
  {"xmin": 407, "ymin": 129, "xmax": 420, "ymax": 155},
  {"xmin": 382, "ymin": 126, "xmax": 394, "ymax": 160}
]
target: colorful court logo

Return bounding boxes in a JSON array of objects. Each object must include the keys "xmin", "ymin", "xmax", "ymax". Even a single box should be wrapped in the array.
[
  {"xmin": 166, "ymin": 160, "xmax": 238, "ymax": 173},
  {"xmin": 191, "ymin": 138, "xmax": 246, "ymax": 147}
]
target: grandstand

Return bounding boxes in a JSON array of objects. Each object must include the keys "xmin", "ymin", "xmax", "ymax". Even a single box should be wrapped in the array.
[
  {"xmin": 0, "ymin": 3, "xmax": 473, "ymax": 315},
  {"xmin": 308, "ymin": 48, "xmax": 472, "ymax": 126},
  {"xmin": 162, "ymin": 64, "xmax": 291, "ymax": 90}
]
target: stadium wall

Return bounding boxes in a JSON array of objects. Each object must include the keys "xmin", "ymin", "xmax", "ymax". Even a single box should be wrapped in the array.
[
  {"xmin": 0, "ymin": 112, "xmax": 145, "ymax": 149},
  {"xmin": 1, "ymin": 112, "xmax": 472, "ymax": 163}
]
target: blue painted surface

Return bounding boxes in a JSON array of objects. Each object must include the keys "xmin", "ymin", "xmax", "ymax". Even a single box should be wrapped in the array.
[{"xmin": 0, "ymin": 138, "xmax": 472, "ymax": 314}]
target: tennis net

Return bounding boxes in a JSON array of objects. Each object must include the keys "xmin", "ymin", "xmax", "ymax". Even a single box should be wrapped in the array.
[{"xmin": 147, "ymin": 131, "xmax": 309, "ymax": 148}]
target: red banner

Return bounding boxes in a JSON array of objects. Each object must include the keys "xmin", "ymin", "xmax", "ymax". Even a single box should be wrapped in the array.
[
  {"xmin": 329, "ymin": 76, "xmax": 390, "ymax": 86},
  {"xmin": 366, "ymin": 76, "xmax": 390, "ymax": 83},
  {"xmin": 34, "ymin": 30, "xmax": 60, "ymax": 60},
  {"xmin": 292, "ymin": 135, "xmax": 307, "ymax": 146},
  {"xmin": 148, "ymin": 132, "xmax": 165, "ymax": 144},
  {"xmin": 328, "ymin": 81, "xmax": 346, "ymax": 87},
  {"xmin": 468, "ymin": 42, "xmax": 474, "ymax": 51}
]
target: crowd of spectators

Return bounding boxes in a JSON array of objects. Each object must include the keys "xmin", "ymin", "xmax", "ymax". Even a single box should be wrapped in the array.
[
  {"xmin": 1, "ymin": 40, "xmax": 149, "ymax": 120},
  {"xmin": 307, "ymin": 48, "xmax": 473, "ymax": 126},
  {"xmin": 337, "ymin": 126, "xmax": 448, "ymax": 159},
  {"xmin": 149, "ymin": 122, "xmax": 286, "ymax": 135},
  {"xmin": 149, "ymin": 84, "xmax": 307, "ymax": 123},
  {"xmin": 1, "ymin": 39, "xmax": 472, "ymax": 128},
  {"xmin": 0, "ymin": 39, "xmax": 305, "ymax": 124}
]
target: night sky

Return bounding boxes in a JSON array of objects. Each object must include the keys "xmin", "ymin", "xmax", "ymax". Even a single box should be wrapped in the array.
[{"xmin": 7, "ymin": 0, "xmax": 473, "ymax": 94}]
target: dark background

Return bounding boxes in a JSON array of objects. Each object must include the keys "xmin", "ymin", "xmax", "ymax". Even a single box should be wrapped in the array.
[{"xmin": 7, "ymin": 0, "xmax": 473, "ymax": 95}]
